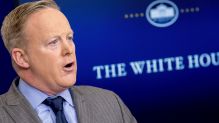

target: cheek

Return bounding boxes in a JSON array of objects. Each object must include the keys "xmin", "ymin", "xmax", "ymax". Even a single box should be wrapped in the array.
[
  {"xmin": 31, "ymin": 55, "xmax": 57, "ymax": 71},
  {"xmin": 45, "ymin": 57, "xmax": 60, "ymax": 69},
  {"xmin": 28, "ymin": 46, "xmax": 62, "ymax": 72},
  {"xmin": 39, "ymin": 59, "xmax": 61, "ymax": 80}
]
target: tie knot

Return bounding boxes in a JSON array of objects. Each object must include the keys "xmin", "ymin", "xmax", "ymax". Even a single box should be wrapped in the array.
[{"xmin": 43, "ymin": 96, "xmax": 65, "ymax": 113}]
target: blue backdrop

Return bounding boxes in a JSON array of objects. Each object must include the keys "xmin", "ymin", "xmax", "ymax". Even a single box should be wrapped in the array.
[{"xmin": 1, "ymin": 0, "xmax": 219, "ymax": 123}]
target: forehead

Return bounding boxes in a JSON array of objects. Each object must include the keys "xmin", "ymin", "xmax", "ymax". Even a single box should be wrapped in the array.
[{"xmin": 24, "ymin": 8, "xmax": 73, "ymax": 37}]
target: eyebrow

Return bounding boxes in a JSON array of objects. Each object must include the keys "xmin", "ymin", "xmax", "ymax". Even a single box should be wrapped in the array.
[
  {"xmin": 67, "ymin": 30, "xmax": 74, "ymax": 35},
  {"xmin": 45, "ymin": 30, "xmax": 74, "ymax": 41}
]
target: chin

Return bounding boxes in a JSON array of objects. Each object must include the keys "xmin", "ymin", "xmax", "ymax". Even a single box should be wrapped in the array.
[{"xmin": 62, "ymin": 78, "xmax": 76, "ymax": 87}]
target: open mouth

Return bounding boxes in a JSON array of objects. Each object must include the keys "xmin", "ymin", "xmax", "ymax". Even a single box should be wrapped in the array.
[
  {"xmin": 65, "ymin": 62, "xmax": 73, "ymax": 68},
  {"xmin": 63, "ymin": 62, "xmax": 74, "ymax": 71}
]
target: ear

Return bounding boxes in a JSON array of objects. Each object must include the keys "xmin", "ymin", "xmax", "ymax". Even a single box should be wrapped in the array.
[{"xmin": 11, "ymin": 48, "xmax": 30, "ymax": 68}]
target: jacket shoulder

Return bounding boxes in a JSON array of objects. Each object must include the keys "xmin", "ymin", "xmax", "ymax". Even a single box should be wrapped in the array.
[
  {"xmin": 0, "ymin": 93, "xmax": 7, "ymax": 106},
  {"xmin": 72, "ymin": 85, "xmax": 115, "ymax": 96},
  {"xmin": 0, "ymin": 93, "xmax": 13, "ymax": 123},
  {"xmin": 71, "ymin": 85, "xmax": 137, "ymax": 123},
  {"xmin": 72, "ymin": 85, "xmax": 121, "ymax": 109}
]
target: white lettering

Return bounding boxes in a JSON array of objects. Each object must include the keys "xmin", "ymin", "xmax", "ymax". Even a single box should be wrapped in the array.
[
  {"xmin": 117, "ymin": 63, "xmax": 127, "ymax": 77},
  {"xmin": 188, "ymin": 54, "xmax": 199, "ymax": 69},
  {"xmin": 211, "ymin": 52, "xmax": 219, "ymax": 66},
  {"xmin": 199, "ymin": 53, "xmax": 211, "ymax": 67},
  {"xmin": 93, "ymin": 66, "xmax": 104, "ymax": 79},
  {"xmin": 105, "ymin": 64, "xmax": 117, "ymax": 78},
  {"xmin": 130, "ymin": 61, "xmax": 145, "ymax": 75},
  {"xmin": 93, "ymin": 51, "xmax": 219, "ymax": 80},
  {"xmin": 164, "ymin": 57, "xmax": 174, "ymax": 71},
  {"xmin": 146, "ymin": 60, "xmax": 158, "ymax": 73},
  {"xmin": 175, "ymin": 56, "xmax": 184, "ymax": 70},
  {"xmin": 158, "ymin": 59, "xmax": 164, "ymax": 72}
]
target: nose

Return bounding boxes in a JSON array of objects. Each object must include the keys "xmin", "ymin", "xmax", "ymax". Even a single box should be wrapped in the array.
[{"xmin": 62, "ymin": 39, "xmax": 75, "ymax": 56}]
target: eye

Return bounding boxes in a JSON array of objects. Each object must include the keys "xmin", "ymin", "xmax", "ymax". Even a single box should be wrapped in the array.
[
  {"xmin": 48, "ymin": 39, "xmax": 59, "ymax": 45},
  {"xmin": 67, "ymin": 35, "xmax": 73, "ymax": 41}
]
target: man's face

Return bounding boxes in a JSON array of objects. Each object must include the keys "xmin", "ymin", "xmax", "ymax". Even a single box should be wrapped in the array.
[{"xmin": 23, "ymin": 8, "xmax": 77, "ymax": 94}]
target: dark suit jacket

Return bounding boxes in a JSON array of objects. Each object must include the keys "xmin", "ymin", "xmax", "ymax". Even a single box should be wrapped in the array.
[{"xmin": 0, "ymin": 78, "xmax": 137, "ymax": 123}]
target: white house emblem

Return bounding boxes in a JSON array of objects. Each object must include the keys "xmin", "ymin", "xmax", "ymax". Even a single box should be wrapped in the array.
[{"xmin": 146, "ymin": 0, "xmax": 179, "ymax": 27}]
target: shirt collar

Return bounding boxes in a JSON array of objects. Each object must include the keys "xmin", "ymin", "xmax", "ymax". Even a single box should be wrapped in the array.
[{"xmin": 18, "ymin": 79, "xmax": 74, "ymax": 109}]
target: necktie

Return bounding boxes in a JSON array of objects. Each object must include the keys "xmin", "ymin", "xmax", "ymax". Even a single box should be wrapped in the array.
[{"xmin": 43, "ymin": 96, "xmax": 68, "ymax": 123}]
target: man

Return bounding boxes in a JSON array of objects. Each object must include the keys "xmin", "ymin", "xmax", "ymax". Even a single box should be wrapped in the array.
[{"xmin": 0, "ymin": 0, "xmax": 137, "ymax": 123}]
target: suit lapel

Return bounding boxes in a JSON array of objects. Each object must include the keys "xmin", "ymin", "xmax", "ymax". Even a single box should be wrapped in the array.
[
  {"xmin": 3, "ymin": 78, "xmax": 41, "ymax": 123},
  {"xmin": 70, "ymin": 87, "xmax": 95, "ymax": 123}
]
